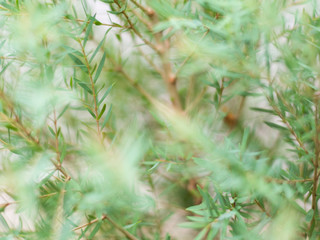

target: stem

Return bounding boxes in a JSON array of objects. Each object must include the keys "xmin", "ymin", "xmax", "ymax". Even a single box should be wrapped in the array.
[{"xmin": 78, "ymin": 40, "xmax": 102, "ymax": 141}]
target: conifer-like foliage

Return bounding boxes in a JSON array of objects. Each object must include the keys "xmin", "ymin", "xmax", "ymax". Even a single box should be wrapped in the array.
[{"xmin": 0, "ymin": 0, "xmax": 319, "ymax": 239}]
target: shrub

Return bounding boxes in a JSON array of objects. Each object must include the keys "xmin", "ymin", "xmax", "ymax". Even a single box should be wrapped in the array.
[{"xmin": 0, "ymin": 0, "xmax": 319, "ymax": 239}]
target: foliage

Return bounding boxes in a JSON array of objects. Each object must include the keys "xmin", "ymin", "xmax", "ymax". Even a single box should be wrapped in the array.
[{"xmin": 0, "ymin": 0, "xmax": 319, "ymax": 239}]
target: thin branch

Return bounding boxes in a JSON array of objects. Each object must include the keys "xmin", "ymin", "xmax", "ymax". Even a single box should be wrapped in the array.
[
  {"xmin": 129, "ymin": 0, "xmax": 153, "ymax": 16},
  {"xmin": 73, "ymin": 216, "xmax": 103, "ymax": 231},
  {"xmin": 265, "ymin": 177, "xmax": 313, "ymax": 184},
  {"xmin": 113, "ymin": 0, "xmax": 160, "ymax": 54},
  {"xmin": 103, "ymin": 214, "xmax": 139, "ymax": 240},
  {"xmin": 73, "ymin": 214, "xmax": 139, "ymax": 240},
  {"xmin": 78, "ymin": 40, "xmax": 102, "ymax": 142},
  {"xmin": 130, "ymin": 8, "xmax": 153, "ymax": 32}
]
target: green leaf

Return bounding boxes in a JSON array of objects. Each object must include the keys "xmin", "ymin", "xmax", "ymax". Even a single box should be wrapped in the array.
[
  {"xmin": 98, "ymin": 83, "xmax": 115, "ymax": 106},
  {"xmin": 194, "ymin": 227, "xmax": 209, "ymax": 240},
  {"xmin": 101, "ymin": 105, "xmax": 112, "ymax": 129},
  {"xmin": 0, "ymin": 213, "xmax": 9, "ymax": 230},
  {"xmin": 87, "ymin": 108, "xmax": 96, "ymax": 118},
  {"xmin": 69, "ymin": 54, "xmax": 88, "ymax": 73},
  {"xmin": 98, "ymin": 104, "xmax": 106, "ymax": 120},
  {"xmin": 88, "ymin": 222, "xmax": 102, "ymax": 239},
  {"xmin": 264, "ymin": 121, "xmax": 288, "ymax": 131},
  {"xmin": 62, "ymin": 45, "xmax": 83, "ymax": 57},
  {"xmin": 89, "ymin": 28, "xmax": 112, "ymax": 63},
  {"xmin": 48, "ymin": 126, "xmax": 55, "ymax": 136},
  {"xmin": 93, "ymin": 53, "xmax": 106, "ymax": 83},
  {"xmin": 197, "ymin": 185, "xmax": 214, "ymax": 218},
  {"xmin": 84, "ymin": 14, "xmax": 96, "ymax": 47},
  {"xmin": 75, "ymin": 79, "xmax": 93, "ymax": 95},
  {"xmin": 60, "ymin": 144, "xmax": 67, "ymax": 163},
  {"xmin": 305, "ymin": 209, "xmax": 314, "ymax": 222},
  {"xmin": 70, "ymin": 76, "xmax": 73, "ymax": 88},
  {"xmin": 78, "ymin": 225, "xmax": 91, "ymax": 240},
  {"xmin": 101, "ymin": 0, "xmax": 114, "ymax": 3},
  {"xmin": 250, "ymin": 107, "xmax": 275, "ymax": 114},
  {"xmin": 58, "ymin": 104, "xmax": 70, "ymax": 119},
  {"xmin": 108, "ymin": 0, "xmax": 127, "ymax": 15},
  {"xmin": 0, "ymin": 40, "xmax": 5, "ymax": 50}
]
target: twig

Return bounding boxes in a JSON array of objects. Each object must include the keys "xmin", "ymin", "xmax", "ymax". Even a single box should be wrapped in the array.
[
  {"xmin": 265, "ymin": 177, "xmax": 313, "ymax": 184},
  {"xmin": 129, "ymin": 0, "xmax": 154, "ymax": 16},
  {"xmin": 73, "ymin": 216, "xmax": 104, "ymax": 231},
  {"xmin": 114, "ymin": 0, "xmax": 159, "ymax": 54},
  {"xmin": 130, "ymin": 8, "xmax": 153, "ymax": 32},
  {"xmin": 103, "ymin": 214, "xmax": 139, "ymax": 240},
  {"xmin": 78, "ymin": 40, "xmax": 102, "ymax": 141}
]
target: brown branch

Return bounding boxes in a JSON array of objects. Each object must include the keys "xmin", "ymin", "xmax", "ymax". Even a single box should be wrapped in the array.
[
  {"xmin": 73, "ymin": 214, "xmax": 139, "ymax": 240},
  {"xmin": 114, "ymin": 0, "xmax": 159, "ymax": 54},
  {"xmin": 130, "ymin": 8, "xmax": 153, "ymax": 32},
  {"xmin": 103, "ymin": 214, "xmax": 139, "ymax": 240},
  {"xmin": 73, "ymin": 216, "xmax": 104, "ymax": 231},
  {"xmin": 265, "ymin": 177, "xmax": 313, "ymax": 184},
  {"xmin": 129, "ymin": 0, "xmax": 154, "ymax": 16}
]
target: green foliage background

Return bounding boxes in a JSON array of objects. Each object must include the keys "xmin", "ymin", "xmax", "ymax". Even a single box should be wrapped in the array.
[{"xmin": 0, "ymin": 0, "xmax": 319, "ymax": 239}]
